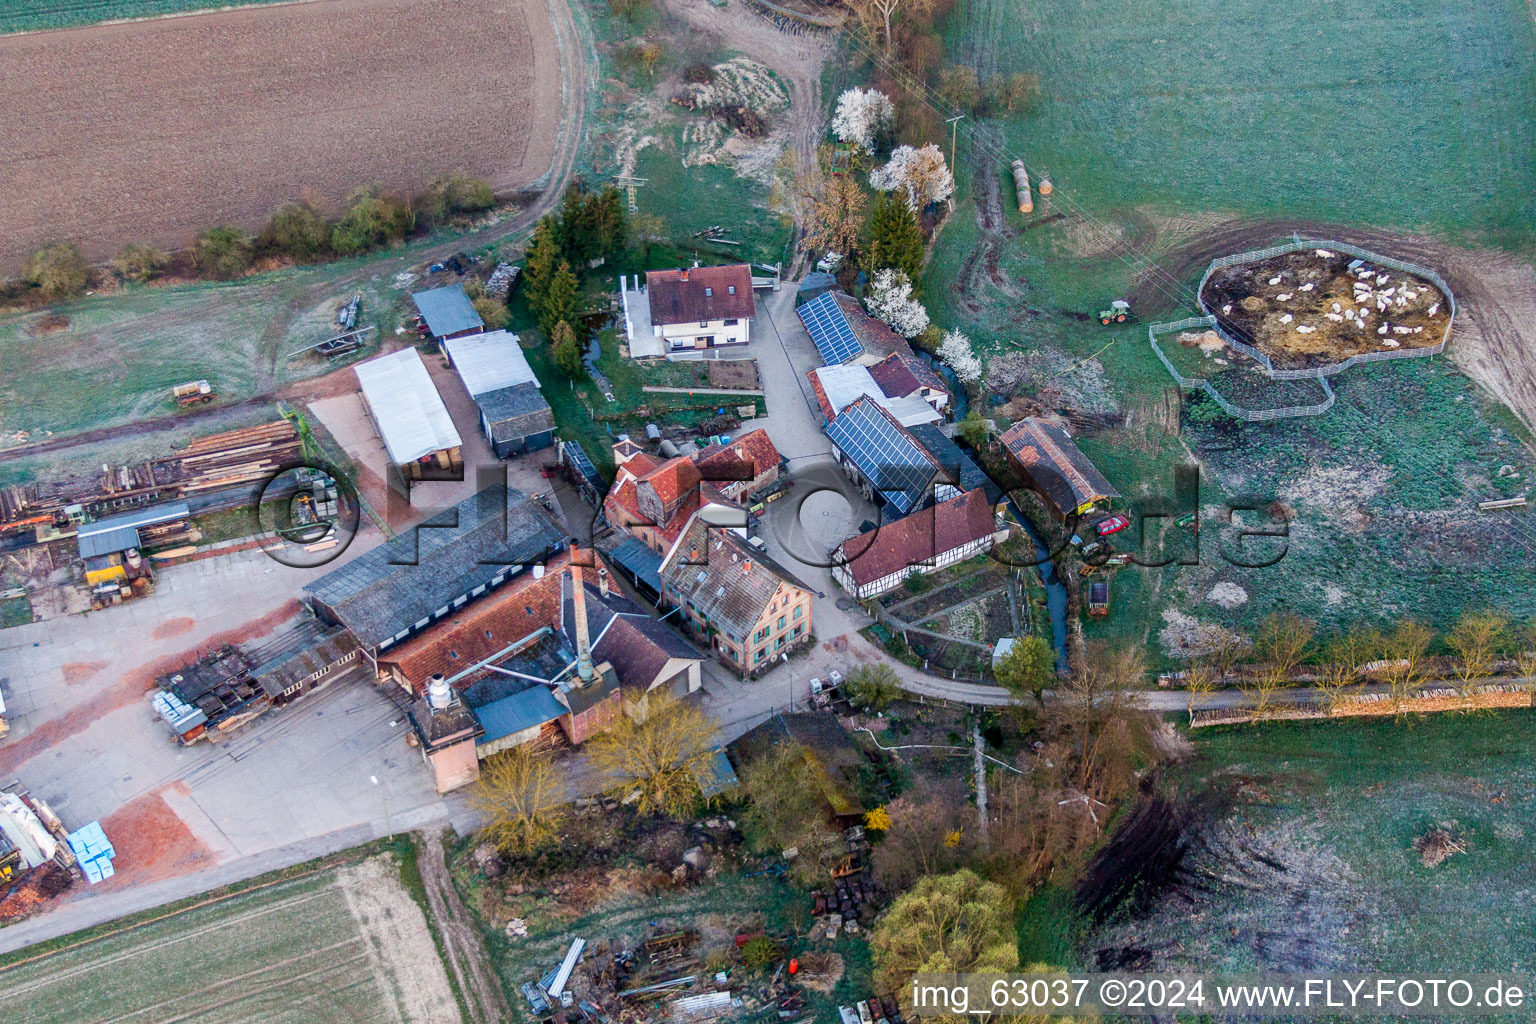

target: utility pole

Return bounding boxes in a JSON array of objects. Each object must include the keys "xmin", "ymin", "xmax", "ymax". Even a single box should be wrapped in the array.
[
  {"xmin": 614, "ymin": 175, "xmax": 648, "ymax": 215},
  {"xmin": 946, "ymin": 114, "xmax": 966, "ymax": 171}
]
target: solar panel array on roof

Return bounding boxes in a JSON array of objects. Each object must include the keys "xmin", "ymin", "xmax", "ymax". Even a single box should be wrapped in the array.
[
  {"xmin": 798, "ymin": 292, "xmax": 862, "ymax": 365},
  {"xmin": 825, "ymin": 399, "xmax": 937, "ymax": 515}
]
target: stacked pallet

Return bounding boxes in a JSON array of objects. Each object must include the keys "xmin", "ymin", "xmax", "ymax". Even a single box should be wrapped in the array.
[{"xmin": 173, "ymin": 421, "xmax": 302, "ymax": 494}]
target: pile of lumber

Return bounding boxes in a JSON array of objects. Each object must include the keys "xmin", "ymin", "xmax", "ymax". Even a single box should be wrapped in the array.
[{"xmin": 173, "ymin": 421, "xmax": 302, "ymax": 494}]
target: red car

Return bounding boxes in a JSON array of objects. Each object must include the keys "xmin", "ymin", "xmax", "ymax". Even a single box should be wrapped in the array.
[{"xmin": 1093, "ymin": 515, "xmax": 1130, "ymax": 537}]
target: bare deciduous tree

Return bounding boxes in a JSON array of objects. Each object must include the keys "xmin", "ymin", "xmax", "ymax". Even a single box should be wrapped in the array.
[
  {"xmin": 1447, "ymin": 609, "xmax": 1510, "ymax": 696},
  {"xmin": 1183, "ymin": 660, "xmax": 1217, "ymax": 723},
  {"xmin": 844, "ymin": 0, "xmax": 937, "ymax": 58},
  {"xmin": 586, "ymin": 691, "xmax": 717, "ymax": 818},
  {"xmin": 1381, "ymin": 619, "xmax": 1434, "ymax": 714},
  {"xmin": 798, "ymin": 170, "xmax": 867, "ymax": 260},
  {"xmin": 1254, "ymin": 610, "xmax": 1314, "ymax": 681},
  {"xmin": 471, "ymin": 746, "xmax": 566, "ymax": 855}
]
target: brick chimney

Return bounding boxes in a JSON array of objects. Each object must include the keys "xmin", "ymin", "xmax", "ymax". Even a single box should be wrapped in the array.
[
  {"xmin": 598, "ymin": 567, "xmax": 611, "ymax": 599},
  {"xmin": 568, "ymin": 539, "xmax": 595, "ymax": 683}
]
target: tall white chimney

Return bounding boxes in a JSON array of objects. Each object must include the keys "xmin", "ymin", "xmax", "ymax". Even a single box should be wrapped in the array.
[
  {"xmin": 598, "ymin": 567, "xmax": 611, "ymax": 599},
  {"xmin": 427, "ymin": 673, "xmax": 451, "ymax": 710}
]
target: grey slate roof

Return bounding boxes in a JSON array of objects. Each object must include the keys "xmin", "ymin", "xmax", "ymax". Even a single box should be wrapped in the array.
[
  {"xmin": 248, "ymin": 622, "xmax": 362, "ymax": 698},
  {"xmin": 412, "ymin": 284, "xmax": 484, "ymax": 338},
  {"xmin": 660, "ymin": 519, "xmax": 807, "ymax": 644},
  {"xmin": 906, "ymin": 424, "xmax": 1003, "ymax": 504},
  {"xmin": 477, "ymin": 382, "xmax": 554, "ymax": 438},
  {"xmin": 303, "ymin": 486, "xmax": 564, "ymax": 649},
  {"xmin": 561, "ymin": 578, "xmax": 701, "ymax": 691}
]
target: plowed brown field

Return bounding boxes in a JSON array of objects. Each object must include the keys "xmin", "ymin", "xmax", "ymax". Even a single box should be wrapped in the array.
[{"xmin": 0, "ymin": 0, "xmax": 561, "ymax": 271}]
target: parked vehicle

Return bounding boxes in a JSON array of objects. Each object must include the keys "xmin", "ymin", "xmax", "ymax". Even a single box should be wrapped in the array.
[
  {"xmin": 172, "ymin": 380, "xmax": 214, "ymax": 406},
  {"xmin": 1093, "ymin": 514, "xmax": 1130, "ymax": 537},
  {"xmin": 1088, "ymin": 580, "xmax": 1110, "ymax": 616},
  {"xmin": 1098, "ymin": 299, "xmax": 1131, "ymax": 324}
]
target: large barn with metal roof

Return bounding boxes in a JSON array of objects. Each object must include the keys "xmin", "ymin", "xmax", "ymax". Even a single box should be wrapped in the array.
[{"xmin": 443, "ymin": 330, "xmax": 554, "ymax": 457}]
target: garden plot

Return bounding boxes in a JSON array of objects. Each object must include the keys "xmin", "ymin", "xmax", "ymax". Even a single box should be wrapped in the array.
[
  {"xmin": 1201, "ymin": 249, "xmax": 1450, "ymax": 369},
  {"xmin": 0, "ymin": 855, "xmax": 459, "ymax": 1024}
]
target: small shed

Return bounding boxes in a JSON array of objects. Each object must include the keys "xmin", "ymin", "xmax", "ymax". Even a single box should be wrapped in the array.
[
  {"xmin": 412, "ymin": 284, "xmax": 484, "ymax": 344},
  {"xmin": 796, "ymin": 272, "xmax": 839, "ymax": 304},
  {"xmin": 354, "ymin": 348, "xmax": 463, "ymax": 479},
  {"xmin": 473, "ymin": 685, "xmax": 567, "ymax": 758},
  {"xmin": 443, "ymin": 331, "xmax": 554, "ymax": 457}
]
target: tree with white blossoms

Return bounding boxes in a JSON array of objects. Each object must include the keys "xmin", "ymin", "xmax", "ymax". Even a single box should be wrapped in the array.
[
  {"xmin": 938, "ymin": 329, "xmax": 983, "ymax": 384},
  {"xmin": 865, "ymin": 269, "xmax": 930, "ymax": 338},
  {"xmin": 870, "ymin": 144, "xmax": 955, "ymax": 211},
  {"xmin": 832, "ymin": 87, "xmax": 896, "ymax": 153}
]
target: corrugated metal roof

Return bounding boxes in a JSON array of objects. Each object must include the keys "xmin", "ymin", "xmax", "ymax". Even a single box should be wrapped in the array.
[
  {"xmin": 693, "ymin": 747, "xmax": 738, "ymax": 799},
  {"xmin": 609, "ymin": 537, "xmax": 664, "ymax": 592},
  {"xmin": 78, "ymin": 501, "xmax": 190, "ymax": 538},
  {"xmin": 444, "ymin": 330, "xmax": 540, "ymax": 396},
  {"xmin": 812, "ymin": 364, "xmax": 880, "ymax": 415},
  {"xmin": 354, "ymin": 348, "xmax": 462, "ymax": 465},
  {"xmin": 303, "ymin": 487, "xmax": 564, "ymax": 649},
  {"xmin": 474, "ymin": 685, "xmax": 566, "ymax": 744},
  {"xmin": 412, "ymin": 284, "xmax": 484, "ymax": 338},
  {"xmin": 78, "ymin": 525, "xmax": 143, "ymax": 559}
]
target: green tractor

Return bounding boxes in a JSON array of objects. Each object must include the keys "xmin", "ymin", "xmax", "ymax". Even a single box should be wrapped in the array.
[{"xmin": 1098, "ymin": 299, "xmax": 1131, "ymax": 325}]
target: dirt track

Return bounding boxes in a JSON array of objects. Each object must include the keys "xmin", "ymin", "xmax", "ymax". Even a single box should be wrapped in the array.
[
  {"xmin": 654, "ymin": 0, "xmax": 831, "ymax": 274},
  {"xmin": 1129, "ymin": 220, "xmax": 1536, "ymax": 435},
  {"xmin": 416, "ymin": 831, "xmax": 512, "ymax": 1024},
  {"xmin": 0, "ymin": 0, "xmax": 561, "ymax": 269}
]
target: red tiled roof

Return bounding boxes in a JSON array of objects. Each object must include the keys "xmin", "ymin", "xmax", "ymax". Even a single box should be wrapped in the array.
[
  {"xmin": 805, "ymin": 369, "xmax": 837, "ymax": 421},
  {"xmin": 640, "ymin": 457, "xmax": 703, "ymax": 507},
  {"xmin": 646, "ymin": 265, "xmax": 755, "ymax": 325},
  {"xmin": 999, "ymin": 417, "xmax": 1119, "ymax": 514},
  {"xmin": 830, "ymin": 292, "xmax": 913, "ymax": 359},
  {"xmin": 837, "ymin": 488, "xmax": 997, "ymax": 587},
  {"xmin": 383, "ymin": 550, "xmax": 574, "ymax": 687},
  {"xmin": 867, "ymin": 352, "xmax": 948, "ymax": 400},
  {"xmin": 695, "ymin": 428, "xmax": 782, "ymax": 484},
  {"xmin": 604, "ymin": 478, "xmax": 643, "ymax": 523}
]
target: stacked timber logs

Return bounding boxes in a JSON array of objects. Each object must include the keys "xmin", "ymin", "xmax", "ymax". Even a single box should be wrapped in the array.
[{"xmin": 174, "ymin": 421, "xmax": 302, "ymax": 494}]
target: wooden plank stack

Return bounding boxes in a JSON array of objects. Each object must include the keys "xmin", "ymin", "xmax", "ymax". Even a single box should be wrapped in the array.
[{"xmin": 173, "ymin": 421, "xmax": 303, "ymax": 494}]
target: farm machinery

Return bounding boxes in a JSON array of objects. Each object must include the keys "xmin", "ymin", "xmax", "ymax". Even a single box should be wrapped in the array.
[
  {"xmin": 172, "ymin": 380, "xmax": 215, "ymax": 406},
  {"xmin": 1097, "ymin": 300, "xmax": 1132, "ymax": 325}
]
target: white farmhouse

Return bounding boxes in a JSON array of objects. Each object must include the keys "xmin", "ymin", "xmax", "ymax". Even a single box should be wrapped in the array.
[{"xmin": 620, "ymin": 264, "xmax": 755, "ymax": 359}]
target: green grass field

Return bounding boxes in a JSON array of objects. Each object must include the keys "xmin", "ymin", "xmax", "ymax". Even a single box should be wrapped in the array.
[
  {"xmin": 0, "ymin": 267, "xmax": 402, "ymax": 440},
  {"xmin": 0, "ymin": 0, "xmax": 293, "ymax": 33},
  {"xmin": 914, "ymin": 0, "xmax": 1536, "ymax": 652},
  {"xmin": 0, "ymin": 852, "xmax": 459, "ymax": 1024},
  {"xmin": 1095, "ymin": 712, "xmax": 1536, "ymax": 975},
  {"xmin": 949, "ymin": 0, "xmax": 1536, "ymax": 250}
]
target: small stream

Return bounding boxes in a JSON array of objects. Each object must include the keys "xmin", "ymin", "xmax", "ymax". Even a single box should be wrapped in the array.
[{"xmin": 1008, "ymin": 496, "xmax": 1070, "ymax": 673}]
